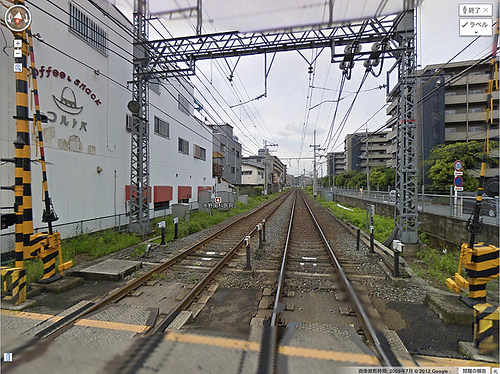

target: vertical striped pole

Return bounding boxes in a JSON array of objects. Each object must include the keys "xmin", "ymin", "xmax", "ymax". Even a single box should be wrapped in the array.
[
  {"xmin": 27, "ymin": 29, "xmax": 58, "ymax": 233},
  {"xmin": 12, "ymin": 2, "xmax": 33, "ymax": 267},
  {"xmin": 467, "ymin": 12, "xmax": 499, "ymax": 248}
]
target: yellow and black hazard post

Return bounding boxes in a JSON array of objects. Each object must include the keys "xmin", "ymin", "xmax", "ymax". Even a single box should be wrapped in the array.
[
  {"xmin": 446, "ymin": 242, "xmax": 499, "ymax": 305},
  {"xmin": 1, "ymin": 267, "xmax": 27, "ymax": 305},
  {"xmin": 26, "ymin": 28, "xmax": 72, "ymax": 282},
  {"xmin": 5, "ymin": 2, "xmax": 72, "ymax": 287},
  {"xmin": 473, "ymin": 303, "xmax": 499, "ymax": 355},
  {"xmin": 11, "ymin": 17, "xmax": 32, "ymax": 270},
  {"xmin": 465, "ymin": 242, "xmax": 499, "ymax": 303}
]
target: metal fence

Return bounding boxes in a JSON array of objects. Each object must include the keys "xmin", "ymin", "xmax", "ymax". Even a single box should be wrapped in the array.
[
  {"xmin": 320, "ymin": 187, "xmax": 500, "ymax": 227},
  {"xmin": 0, "ymin": 204, "xmax": 193, "ymax": 263}
]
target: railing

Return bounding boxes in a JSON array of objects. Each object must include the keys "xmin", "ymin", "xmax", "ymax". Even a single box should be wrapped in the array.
[
  {"xmin": 319, "ymin": 187, "xmax": 499, "ymax": 227},
  {"xmin": 0, "ymin": 207, "xmax": 178, "ymax": 263}
]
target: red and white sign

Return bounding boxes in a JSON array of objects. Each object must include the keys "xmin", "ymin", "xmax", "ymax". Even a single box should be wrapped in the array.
[
  {"xmin": 215, "ymin": 197, "xmax": 221, "ymax": 203},
  {"xmin": 454, "ymin": 160, "xmax": 463, "ymax": 172}
]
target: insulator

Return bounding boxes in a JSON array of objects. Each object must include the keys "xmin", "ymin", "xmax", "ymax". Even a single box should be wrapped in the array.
[
  {"xmin": 364, "ymin": 60, "xmax": 371, "ymax": 68},
  {"xmin": 372, "ymin": 42, "xmax": 380, "ymax": 52}
]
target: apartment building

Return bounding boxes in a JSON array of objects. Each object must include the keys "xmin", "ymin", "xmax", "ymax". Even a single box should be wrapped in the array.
[
  {"xmin": 386, "ymin": 60, "xmax": 499, "ymax": 179},
  {"xmin": 326, "ymin": 152, "xmax": 346, "ymax": 177},
  {"xmin": 344, "ymin": 131, "xmax": 391, "ymax": 173}
]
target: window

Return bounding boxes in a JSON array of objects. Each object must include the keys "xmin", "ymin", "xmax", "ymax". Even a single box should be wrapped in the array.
[
  {"xmin": 469, "ymin": 126, "xmax": 482, "ymax": 132},
  {"xmin": 469, "ymin": 89, "xmax": 483, "ymax": 95},
  {"xmin": 242, "ymin": 170, "xmax": 252, "ymax": 175},
  {"xmin": 445, "ymin": 127, "xmax": 457, "ymax": 133},
  {"xmin": 220, "ymin": 144, "xmax": 226, "ymax": 152},
  {"xmin": 126, "ymin": 114, "xmax": 133, "ymax": 132},
  {"xmin": 236, "ymin": 150, "xmax": 240, "ymax": 158},
  {"xmin": 154, "ymin": 117, "xmax": 169, "ymax": 138},
  {"xmin": 258, "ymin": 172, "xmax": 264, "ymax": 177},
  {"xmin": 178, "ymin": 94, "xmax": 192, "ymax": 115},
  {"xmin": 178, "ymin": 138, "xmax": 189, "ymax": 155},
  {"xmin": 194, "ymin": 144, "xmax": 206, "ymax": 160},
  {"xmin": 469, "ymin": 107, "xmax": 483, "ymax": 113},
  {"xmin": 445, "ymin": 91, "xmax": 457, "ymax": 97},
  {"xmin": 69, "ymin": 3, "xmax": 108, "ymax": 55},
  {"xmin": 154, "ymin": 201, "xmax": 170, "ymax": 211},
  {"xmin": 445, "ymin": 109, "xmax": 456, "ymax": 115},
  {"xmin": 231, "ymin": 167, "xmax": 235, "ymax": 174}
]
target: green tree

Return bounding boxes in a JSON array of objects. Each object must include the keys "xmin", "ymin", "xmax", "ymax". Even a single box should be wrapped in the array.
[
  {"xmin": 425, "ymin": 141, "xmax": 498, "ymax": 191},
  {"xmin": 369, "ymin": 166, "xmax": 395, "ymax": 189}
]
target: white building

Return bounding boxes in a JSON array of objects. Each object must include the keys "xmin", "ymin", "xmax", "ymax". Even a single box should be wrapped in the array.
[
  {"xmin": 241, "ymin": 162, "xmax": 264, "ymax": 186},
  {"xmin": 1, "ymin": 1, "xmax": 212, "ymax": 247}
]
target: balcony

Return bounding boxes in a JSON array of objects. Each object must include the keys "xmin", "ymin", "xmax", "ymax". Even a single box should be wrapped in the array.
[
  {"xmin": 444, "ymin": 128, "xmax": 499, "ymax": 142},
  {"xmin": 212, "ymin": 163, "xmax": 223, "ymax": 177},
  {"xmin": 445, "ymin": 93, "xmax": 488, "ymax": 105},
  {"xmin": 445, "ymin": 111, "xmax": 495, "ymax": 123},
  {"xmin": 451, "ymin": 74, "xmax": 489, "ymax": 86}
]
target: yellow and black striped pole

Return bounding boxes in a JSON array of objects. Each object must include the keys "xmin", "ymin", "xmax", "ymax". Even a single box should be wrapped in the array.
[
  {"xmin": 27, "ymin": 28, "xmax": 65, "ymax": 280},
  {"xmin": 473, "ymin": 303, "xmax": 499, "ymax": 354},
  {"xmin": 27, "ymin": 28, "xmax": 58, "ymax": 231},
  {"xmin": 0, "ymin": 267, "xmax": 27, "ymax": 305},
  {"xmin": 10, "ymin": 1, "xmax": 34, "ymax": 268},
  {"xmin": 462, "ymin": 12, "xmax": 500, "ymax": 305}
]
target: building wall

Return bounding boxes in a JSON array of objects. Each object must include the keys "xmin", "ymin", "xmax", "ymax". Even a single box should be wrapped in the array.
[
  {"xmin": 241, "ymin": 164, "xmax": 264, "ymax": 185},
  {"xmin": 0, "ymin": 0, "xmax": 212, "ymax": 238},
  {"xmin": 210, "ymin": 124, "xmax": 242, "ymax": 185},
  {"xmin": 327, "ymin": 152, "xmax": 346, "ymax": 176}
]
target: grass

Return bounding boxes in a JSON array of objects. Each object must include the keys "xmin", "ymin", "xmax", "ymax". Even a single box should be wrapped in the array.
[
  {"xmin": 411, "ymin": 242, "xmax": 460, "ymax": 287},
  {"xmin": 7, "ymin": 192, "xmax": 279, "ymax": 286},
  {"xmin": 320, "ymin": 200, "xmax": 395, "ymax": 243},
  {"xmin": 316, "ymin": 195, "xmax": 499, "ymax": 293},
  {"xmin": 149, "ymin": 193, "xmax": 278, "ymax": 244}
]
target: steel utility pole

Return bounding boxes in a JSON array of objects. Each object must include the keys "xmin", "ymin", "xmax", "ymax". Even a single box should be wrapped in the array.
[
  {"xmin": 263, "ymin": 140, "xmax": 278, "ymax": 195},
  {"xmin": 310, "ymin": 130, "xmax": 325, "ymax": 198},
  {"xmin": 129, "ymin": 0, "xmax": 151, "ymax": 234}
]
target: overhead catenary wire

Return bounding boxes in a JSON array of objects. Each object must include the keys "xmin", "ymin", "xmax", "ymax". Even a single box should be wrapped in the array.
[
  {"xmin": 21, "ymin": 2, "xmax": 253, "ymax": 161},
  {"xmin": 24, "ymin": 0, "xmax": 259, "ymax": 159}
]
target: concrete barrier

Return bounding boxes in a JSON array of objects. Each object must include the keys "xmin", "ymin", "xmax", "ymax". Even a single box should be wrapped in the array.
[{"xmin": 334, "ymin": 194, "xmax": 498, "ymax": 248}]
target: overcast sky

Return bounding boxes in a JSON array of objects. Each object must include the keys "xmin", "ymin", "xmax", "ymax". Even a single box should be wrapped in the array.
[{"xmin": 114, "ymin": 0, "xmax": 498, "ymax": 176}]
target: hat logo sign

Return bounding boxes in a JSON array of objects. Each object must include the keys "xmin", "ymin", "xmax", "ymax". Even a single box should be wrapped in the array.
[{"xmin": 53, "ymin": 87, "xmax": 83, "ymax": 115}]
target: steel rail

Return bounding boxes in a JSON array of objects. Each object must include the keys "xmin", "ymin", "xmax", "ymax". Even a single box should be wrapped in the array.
[
  {"xmin": 256, "ymin": 190, "xmax": 297, "ymax": 374},
  {"xmin": 301, "ymin": 191, "xmax": 401, "ymax": 367},
  {"xmin": 109, "ymin": 191, "xmax": 293, "ymax": 374},
  {"xmin": 151, "ymin": 191, "xmax": 292, "ymax": 334},
  {"xmin": 270, "ymin": 191, "xmax": 296, "ymax": 327},
  {"xmin": 9, "ymin": 190, "xmax": 291, "ymax": 364}
]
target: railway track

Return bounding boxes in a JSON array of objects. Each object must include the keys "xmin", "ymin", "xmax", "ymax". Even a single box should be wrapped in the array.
[
  {"xmin": 4, "ymin": 188, "xmax": 412, "ymax": 373},
  {"xmin": 3, "ymin": 190, "xmax": 292, "ymax": 373},
  {"xmin": 258, "ymin": 189, "xmax": 401, "ymax": 372}
]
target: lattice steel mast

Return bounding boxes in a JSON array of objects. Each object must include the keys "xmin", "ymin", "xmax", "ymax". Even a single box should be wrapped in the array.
[
  {"xmin": 394, "ymin": 11, "xmax": 418, "ymax": 244},
  {"xmin": 129, "ymin": 0, "xmax": 150, "ymax": 233}
]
